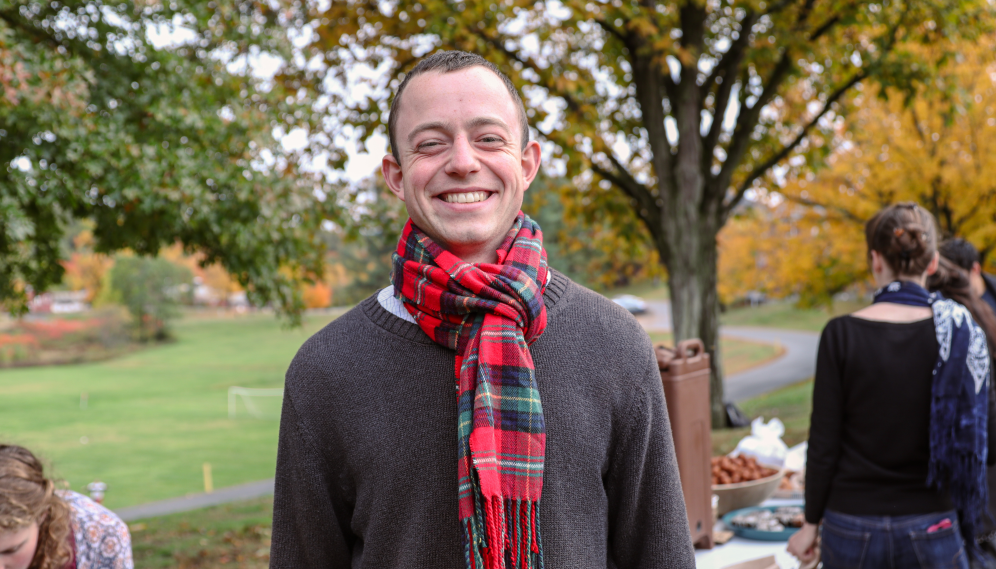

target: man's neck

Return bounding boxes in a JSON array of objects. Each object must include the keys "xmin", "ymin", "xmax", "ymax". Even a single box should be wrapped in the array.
[{"xmin": 453, "ymin": 249, "xmax": 499, "ymax": 264}]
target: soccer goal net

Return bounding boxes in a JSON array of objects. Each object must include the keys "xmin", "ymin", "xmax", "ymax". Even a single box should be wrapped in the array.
[{"xmin": 228, "ymin": 386, "xmax": 284, "ymax": 419}]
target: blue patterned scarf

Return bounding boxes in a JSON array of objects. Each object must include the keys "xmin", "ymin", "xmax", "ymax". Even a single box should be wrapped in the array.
[{"xmin": 874, "ymin": 280, "xmax": 991, "ymax": 548}]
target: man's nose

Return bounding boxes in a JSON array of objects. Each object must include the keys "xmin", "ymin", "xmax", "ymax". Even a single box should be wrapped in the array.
[{"xmin": 445, "ymin": 135, "xmax": 481, "ymax": 177}]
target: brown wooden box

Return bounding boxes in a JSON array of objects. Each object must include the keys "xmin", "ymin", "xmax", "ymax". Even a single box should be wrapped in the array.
[{"xmin": 656, "ymin": 339, "xmax": 713, "ymax": 549}]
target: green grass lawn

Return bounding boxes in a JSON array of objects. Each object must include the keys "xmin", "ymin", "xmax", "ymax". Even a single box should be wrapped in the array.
[
  {"xmin": 721, "ymin": 300, "xmax": 868, "ymax": 332},
  {"xmin": 647, "ymin": 332, "xmax": 784, "ymax": 376},
  {"xmin": 0, "ymin": 311, "xmax": 342, "ymax": 509},
  {"xmin": 712, "ymin": 378, "xmax": 814, "ymax": 456},
  {"xmin": 131, "ymin": 496, "xmax": 273, "ymax": 569}
]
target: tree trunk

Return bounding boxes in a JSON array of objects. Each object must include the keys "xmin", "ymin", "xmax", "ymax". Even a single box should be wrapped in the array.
[
  {"xmin": 663, "ymin": 208, "xmax": 726, "ymax": 428},
  {"xmin": 650, "ymin": 31, "xmax": 728, "ymax": 428}
]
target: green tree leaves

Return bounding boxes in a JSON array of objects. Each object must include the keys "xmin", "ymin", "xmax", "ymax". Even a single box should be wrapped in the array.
[{"xmin": 0, "ymin": 1, "xmax": 332, "ymax": 322}]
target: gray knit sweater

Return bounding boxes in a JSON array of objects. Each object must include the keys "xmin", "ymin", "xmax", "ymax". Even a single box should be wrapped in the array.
[{"xmin": 269, "ymin": 270, "xmax": 695, "ymax": 568}]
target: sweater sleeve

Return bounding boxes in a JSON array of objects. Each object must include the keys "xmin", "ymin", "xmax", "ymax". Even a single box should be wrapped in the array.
[
  {"xmin": 269, "ymin": 388, "xmax": 354, "ymax": 568},
  {"xmin": 604, "ymin": 346, "xmax": 696, "ymax": 568},
  {"xmin": 805, "ymin": 320, "xmax": 845, "ymax": 524}
]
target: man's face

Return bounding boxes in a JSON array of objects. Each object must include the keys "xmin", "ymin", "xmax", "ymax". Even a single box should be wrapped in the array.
[
  {"xmin": 971, "ymin": 262, "xmax": 986, "ymax": 297},
  {"xmin": 382, "ymin": 67, "xmax": 541, "ymax": 264}
]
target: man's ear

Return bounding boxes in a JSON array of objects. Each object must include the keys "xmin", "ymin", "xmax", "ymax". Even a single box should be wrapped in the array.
[
  {"xmin": 382, "ymin": 154, "xmax": 406, "ymax": 201},
  {"xmin": 520, "ymin": 140, "xmax": 542, "ymax": 188},
  {"xmin": 973, "ymin": 261, "xmax": 983, "ymax": 276}
]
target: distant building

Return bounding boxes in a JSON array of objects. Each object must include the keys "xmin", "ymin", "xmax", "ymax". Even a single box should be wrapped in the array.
[
  {"xmin": 191, "ymin": 276, "xmax": 220, "ymax": 305},
  {"xmin": 29, "ymin": 290, "xmax": 90, "ymax": 314},
  {"xmin": 228, "ymin": 291, "xmax": 249, "ymax": 310}
]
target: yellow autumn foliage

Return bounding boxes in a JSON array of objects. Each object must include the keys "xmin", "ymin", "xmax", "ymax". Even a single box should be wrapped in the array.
[
  {"xmin": 302, "ymin": 282, "xmax": 333, "ymax": 309},
  {"xmin": 720, "ymin": 43, "xmax": 996, "ymax": 307},
  {"xmin": 718, "ymin": 202, "xmax": 868, "ymax": 308}
]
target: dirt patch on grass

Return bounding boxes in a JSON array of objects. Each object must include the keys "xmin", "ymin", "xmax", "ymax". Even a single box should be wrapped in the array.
[{"xmin": 131, "ymin": 498, "xmax": 273, "ymax": 569}]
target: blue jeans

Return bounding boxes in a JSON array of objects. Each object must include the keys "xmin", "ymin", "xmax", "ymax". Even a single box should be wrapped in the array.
[{"xmin": 822, "ymin": 510, "xmax": 969, "ymax": 569}]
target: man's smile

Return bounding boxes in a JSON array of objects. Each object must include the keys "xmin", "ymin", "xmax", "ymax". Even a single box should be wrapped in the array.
[{"xmin": 439, "ymin": 190, "xmax": 494, "ymax": 204}]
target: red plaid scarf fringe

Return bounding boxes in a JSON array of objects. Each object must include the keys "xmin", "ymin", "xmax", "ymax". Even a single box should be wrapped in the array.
[{"xmin": 392, "ymin": 213, "xmax": 548, "ymax": 569}]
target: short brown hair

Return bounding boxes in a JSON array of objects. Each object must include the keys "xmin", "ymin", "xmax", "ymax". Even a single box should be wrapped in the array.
[
  {"xmin": 864, "ymin": 202, "xmax": 938, "ymax": 278},
  {"xmin": 387, "ymin": 51, "xmax": 529, "ymax": 163},
  {"xmin": 938, "ymin": 238, "xmax": 980, "ymax": 272},
  {"xmin": 0, "ymin": 445, "xmax": 73, "ymax": 569}
]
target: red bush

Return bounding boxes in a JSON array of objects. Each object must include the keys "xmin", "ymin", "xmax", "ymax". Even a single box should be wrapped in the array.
[
  {"xmin": 20, "ymin": 319, "xmax": 90, "ymax": 340},
  {"xmin": 0, "ymin": 334, "xmax": 40, "ymax": 348}
]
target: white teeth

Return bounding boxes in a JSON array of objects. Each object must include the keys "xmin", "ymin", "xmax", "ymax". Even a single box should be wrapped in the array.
[{"xmin": 442, "ymin": 191, "xmax": 489, "ymax": 204}]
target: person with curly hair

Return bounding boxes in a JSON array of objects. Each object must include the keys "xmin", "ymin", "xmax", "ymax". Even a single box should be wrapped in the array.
[{"xmin": 0, "ymin": 444, "xmax": 133, "ymax": 569}]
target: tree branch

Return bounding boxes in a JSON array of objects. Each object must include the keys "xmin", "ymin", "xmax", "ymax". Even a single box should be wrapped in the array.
[
  {"xmin": 470, "ymin": 28, "xmax": 590, "ymax": 116},
  {"xmin": 795, "ymin": 0, "xmax": 819, "ymax": 29},
  {"xmin": 702, "ymin": 12, "xmax": 758, "ymax": 174},
  {"xmin": 590, "ymin": 157, "xmax": 663, "ymax": 244},
  {"xmin": 0, "ymin": 9, "xmax": 76, "ymax": 55},
  {"xmin": 711, "ymin": 51, "xmax": 794, "ymax": 197},
  {"xmin": 808, "ymin": 15, "xmax": 841, "ymax": 41},
  {"xmin": 661, "ymin": 70, "xmax": 678, "ymax": 104},
  {"xmin": 594, "ymin": 17, "xmax": 627, "ymax": 44},
  {"xmin": 628, "ymin": 43, "xmax": 677, "ymax": 189},
  {"xmin": 723, "ymin": 72, "xmax": 866, "ymax": 217},
  {"xmin": 908, "ymin": 105, "xmax": 930, "ymax": 147},
  {"xmin": 953, "ymin": 188, "xmax": 996, "ymax": 232},
  {"xmin": 677, "ymin": 2, "xmax": 706, "ymax": 103},
  {"xmin": 717, "ymin": 0, "xmax": 909, "ymax": 217},
  {"xmin": 780, "ymin": 193, "xmax": 865, "ymax": 224},
  {"xmin": 761, "ymin": 0, "xmax": 797, "ymax": 18}
]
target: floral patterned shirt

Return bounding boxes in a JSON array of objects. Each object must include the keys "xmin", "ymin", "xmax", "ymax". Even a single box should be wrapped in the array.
[{"xmin": 59, "ymin": 491, "xmax": 134, "ymax": 569}]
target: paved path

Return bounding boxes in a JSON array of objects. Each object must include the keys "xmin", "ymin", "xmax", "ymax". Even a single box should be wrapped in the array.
[
  {"xmin": 721, "ymin": 326, "xmax": 819, "ymax": 402},
  {"xmin": 641, "ymin": 301, "xmax": 819, "ymax": 402},
  {"xmin": 114, "ymin": 479, "xmax": 274, "ymax": 522}
]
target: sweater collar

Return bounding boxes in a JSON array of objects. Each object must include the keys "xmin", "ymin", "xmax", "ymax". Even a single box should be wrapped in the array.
[
  {"xmin": 362, "ymin": 269, "xmax": 570, "ymax": 344},
  {"xmin": 377, "ymin": 271, "xmax": 555, "ymax": 325}
]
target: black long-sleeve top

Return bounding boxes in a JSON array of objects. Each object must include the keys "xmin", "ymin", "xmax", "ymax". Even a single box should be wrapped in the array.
[{"xmin": 805, "ymin": 315, "xmax": 996, "ymax": 524}]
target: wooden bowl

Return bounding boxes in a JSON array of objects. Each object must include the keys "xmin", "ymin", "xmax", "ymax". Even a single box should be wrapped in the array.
[{"xmin": 712, "ymin": 468, "xmax": 784, "ymax": 516}]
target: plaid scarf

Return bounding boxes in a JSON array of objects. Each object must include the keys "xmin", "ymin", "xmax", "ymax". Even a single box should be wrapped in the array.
[{"xmin": 391, "ymin": 212, "xmax": 548, "ymax": 569}]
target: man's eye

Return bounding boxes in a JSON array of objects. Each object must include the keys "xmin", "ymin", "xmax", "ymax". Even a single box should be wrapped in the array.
[
  {"xmin": 417, "ymin": 141, "xmax": 441, "ymax": 150},
  {"xmin": 480, "ymin": 136, "xmax": 504, "ymax": 144}
]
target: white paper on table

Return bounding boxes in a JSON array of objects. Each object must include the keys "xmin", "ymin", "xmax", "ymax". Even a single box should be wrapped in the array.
[
  {"xmin": 783, "ymin": 442, "xmax": 807, "ymax": 472},
  {"xmin": 694, "ymin": 542, "xmax": 799, "ymax": 569}
]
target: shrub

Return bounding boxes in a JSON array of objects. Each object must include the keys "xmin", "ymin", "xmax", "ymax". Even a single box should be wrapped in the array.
[
  {"xmin": 107, "ymin": 256, "xmax": 193, "ymax": 341},
  {"xmin": 0, "ymin": 308, "xmax": 132, "ymax": 367},
  {"xmin": 0, "ymin": 334, "xmax": 40, "ymax": 365}
]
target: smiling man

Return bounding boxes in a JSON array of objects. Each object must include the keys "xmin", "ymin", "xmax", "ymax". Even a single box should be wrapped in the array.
[{"xmin": 269, "ymin": 51, "xmax": 694, "ymax": 569}]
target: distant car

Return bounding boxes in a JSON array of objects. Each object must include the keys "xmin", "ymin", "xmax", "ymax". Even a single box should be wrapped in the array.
[{"xmin": 612, "ymin": 294, "xmax": 648, "ymax": 315}]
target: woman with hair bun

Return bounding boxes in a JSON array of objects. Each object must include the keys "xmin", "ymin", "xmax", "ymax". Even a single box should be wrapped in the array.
[
  {"xmin": 788, "ymin": 202, "xmax": 994, "ymax": 568},
  {"xmin": 0, "ymin": 444, "xmax": 133, "ymax": 569}
]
